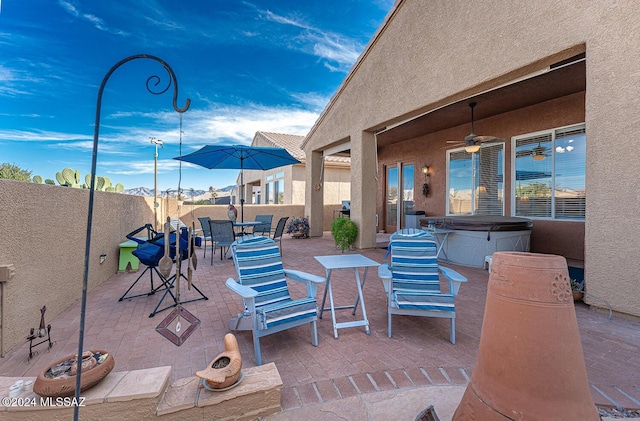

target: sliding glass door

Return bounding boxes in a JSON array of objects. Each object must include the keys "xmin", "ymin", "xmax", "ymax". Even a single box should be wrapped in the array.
[{"xmin": 385, "ymin": 163, "xmax": 414, "ymax": 232}]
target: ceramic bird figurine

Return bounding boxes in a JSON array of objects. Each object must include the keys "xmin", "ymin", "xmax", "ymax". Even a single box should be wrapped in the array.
[
  {"xmin": 227, "ymin": 204, "xmax": 238, "ymax": 222},
  {"xmin": 196, "ymin": 333, "xmax": 242, "ymax": 389}
]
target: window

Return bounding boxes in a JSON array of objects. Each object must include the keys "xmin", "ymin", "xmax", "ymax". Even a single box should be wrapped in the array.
[
  {"xmin": 447, "ymin": 143, "xmax": 504, "ymax": 215},
  {"xmin": 513, "ymin": 124, "xmax": 585, "ymax": 220},
  {"xmin": 265, "ymin": 171, "xmax": 285, "ymax": 204}
]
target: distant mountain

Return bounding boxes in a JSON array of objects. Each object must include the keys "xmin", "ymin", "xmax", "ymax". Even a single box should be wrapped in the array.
[
  {"xmin": 122, "ymin": 187, "xmax": 154, "ymax": 197},
  {"xmin": 122, "ymin": 186, "xmax": 235, "ymax": 197}
]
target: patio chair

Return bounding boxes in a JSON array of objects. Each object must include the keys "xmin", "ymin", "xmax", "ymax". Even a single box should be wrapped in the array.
[
  {"xmin": 209, "ymin": 219, "xmax": 235, "ymax": 263},
  {"xmin": 252, "ymin": 214, "xmax": 273, "ymax": 236},
  {"xmin": 226, "ymin": 236, "xmax": 325, "ymax": 365},
  {"xmin": 271, "ymin": 216, "xmax": 288, "ymax": 255},
  {"xmin": 197, "ymin": 217, "xmax": 212, "ymax": 258},
  {"xmin": 169, "ymin": 218, "xmax": 187, "ymax": 231},
  {"xmin": 378, "ymin": 229, "xmax": 467, "ymax": 343},
  {"xmin": 119, "ymin": 224, "xmax": 164, "ymax": 301},
  {"xmin": 120, "ymin": 224, "xmax": 207, "ymax": 316}
]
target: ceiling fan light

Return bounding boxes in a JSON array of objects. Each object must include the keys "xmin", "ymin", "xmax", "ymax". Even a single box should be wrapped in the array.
[
  {"xmin": 465, "ymin": 144, "xmax": 481, "ymax": 153},
  {"xmin": 532, "ymin": 153, "xmax": 546, "ymax": 161}
]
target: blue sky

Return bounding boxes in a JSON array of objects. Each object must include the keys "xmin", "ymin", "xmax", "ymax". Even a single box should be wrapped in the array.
[{"xmin": 0, "ymin": 0, "xmax": 393, "ymax": 191}]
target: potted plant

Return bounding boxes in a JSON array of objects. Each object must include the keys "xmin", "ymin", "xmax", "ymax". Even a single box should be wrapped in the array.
[
  {"xmin": 331, "ymin": 217, "xmax": 358, "ymax": 252},
  {"xmin": 286, "ymin": 216, "xmax": 309, "ymax": 238},
  {"xmin": 570, "ymin": 278, "xmax": 584, "ymax": 301}
]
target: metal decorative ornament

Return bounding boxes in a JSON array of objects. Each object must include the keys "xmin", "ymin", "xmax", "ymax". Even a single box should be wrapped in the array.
[
  {"xmin": 422, "ymin": 182, "xmax": 429, "ymax": 197},
  {"xmin": 77, "ymin": 54, "xmax": 190, "ymax": 421}
]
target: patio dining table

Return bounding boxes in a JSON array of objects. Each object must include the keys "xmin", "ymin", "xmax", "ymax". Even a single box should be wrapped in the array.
[{"xmin": 233, "ymin": 221, "xmax": 261, "ymax": 236}]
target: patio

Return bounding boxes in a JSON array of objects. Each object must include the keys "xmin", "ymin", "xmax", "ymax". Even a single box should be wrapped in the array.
[{"xmin": 0, "ymin": 233, "xmax": 638, "ymax": 418}]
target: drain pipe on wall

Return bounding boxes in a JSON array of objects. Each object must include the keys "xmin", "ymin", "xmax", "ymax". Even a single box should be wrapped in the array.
[{"xmin": 0, "ymin": 264, "xmax": 16, "ymax": 357}]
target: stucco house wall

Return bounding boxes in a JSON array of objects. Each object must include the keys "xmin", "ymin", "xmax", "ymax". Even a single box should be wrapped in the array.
[
  {"xmin": 301, "ymin": 0, "xmax": 640, "ymax": 318},
  {"xmin": 241, "ymin": 132, "xmax": 351, "ymax": 205},
  {"xmin": 376, "ymin": 93, "xmax": 586, "ymax": 263}
]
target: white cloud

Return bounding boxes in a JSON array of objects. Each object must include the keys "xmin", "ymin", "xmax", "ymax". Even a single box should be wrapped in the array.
[
  {"xmin": 58, "ymin": 0, "xmax": 79, "ymax": 17},
  {"xmin": 260, "ymin": 9, "xmax": 364, "ymax": 72},
  {"xmin": 0, "ymin": 64, "xmax": 48, "ymax": 97},
  {"xmin": 0, "ymin": 102, "xmax": 319, "ymax": 158},
  {"xmin": 288, "ymin": 92, "xmax": 330, "ymax": 110},
  {"xmin": 105, "ymin": 158, "xmax": 181, "ymax": 176},
  {"xmin": 57, "ymin": 0, "xmax": 128, "ymax": 36},
  {"xmin": 264, "ymin": 10, "xmax": 310, "ymax": 30},
  {"xmin": 178, "ymin": 103, "xmax": 318, "ymax": 149},
  {"xmin": 310, "ymin": 33, "xmax": 360, "ymax": 67},
  {"xmin": 0, "ymin": 128, "xmax": 90, "ymax": 142}
]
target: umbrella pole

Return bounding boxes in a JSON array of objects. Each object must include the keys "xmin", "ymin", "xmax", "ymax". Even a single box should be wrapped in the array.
[{"xmin": 240, "ymin": 161, "xmax": 244, "ymax": 223}]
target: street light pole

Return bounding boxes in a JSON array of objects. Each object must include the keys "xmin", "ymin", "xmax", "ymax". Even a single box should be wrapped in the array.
[{"xmin": 150, "ymin": 137, "xmax": 163, "ymax": 231}]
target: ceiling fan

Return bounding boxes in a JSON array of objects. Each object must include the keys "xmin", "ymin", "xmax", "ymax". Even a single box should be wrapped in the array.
[
  {"xmin": 517, "ymin": 142, "xmax": 551, "ymax": 161},
  {"xmin": 446, "ymin": 102, "xmax": 502, "ymax": 152}
]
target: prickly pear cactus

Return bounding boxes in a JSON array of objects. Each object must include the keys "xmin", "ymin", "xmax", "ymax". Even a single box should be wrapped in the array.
[
  {"xmin": 55, "ymin": 172, "xmax": 67, "ymax": 186},
  {"xmin": 85, "ymin": 174, "xmax": 92, "ymax": 187},
  {"xmin": 96, "ymin": 176, "xmax": 105, "ymax": 191},
  {"xmin": 115, "ymin": 183, "xmax": 124, "ymax": 193},
  {"xmin": 102, "ymin": 176, "xmax": 112, "ymax": 190},
  {"xmin": 45, "ymin": 179, "xmax": 55, "ymax": 185},
  {"xmin": 62, "ymin": 168, "xmax": 75, "ymax": 185},
  {"xmin": 75, "ymin": 169, "xmax": 81, "ymax": 184},
  {"xmin": 32, "ymin": 175, "xmax": 43, "ymax": 183}
]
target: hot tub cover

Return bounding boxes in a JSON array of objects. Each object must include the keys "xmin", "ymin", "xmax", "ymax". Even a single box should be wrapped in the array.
[{"xmin": 419, "ymin": 215, "xmax": 533, "ymax": 232}]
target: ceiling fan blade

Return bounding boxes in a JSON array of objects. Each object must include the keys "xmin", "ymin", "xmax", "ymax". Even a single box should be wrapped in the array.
[
  {"xmin": 474, "ymin": 135, "xmax": 501, "ymax": 143},
  {"xmin": 446, "ymin": 140, "xmax": 461, "ymax": 144},
  {"xmin": 517, "ymin": 150, "xmax": 533, "ymax": 158}
]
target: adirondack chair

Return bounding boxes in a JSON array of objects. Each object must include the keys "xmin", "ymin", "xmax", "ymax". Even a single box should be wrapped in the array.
[
  {"xmin": 226, "ymin": 236, "xmax": 325, "ymax": 365},
  {"xmin": 378, "ymin": 229, "xmax": 467, "ymax": 343}
]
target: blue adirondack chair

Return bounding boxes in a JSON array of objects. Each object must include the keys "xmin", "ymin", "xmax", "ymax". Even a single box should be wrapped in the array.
[
  {"xmin": 226, "ymin": 236, "xmax": 325, "ymax": 365},
  {"xmin": 378, "ymin": 229, "xmax": 467, "ymax": 343}
]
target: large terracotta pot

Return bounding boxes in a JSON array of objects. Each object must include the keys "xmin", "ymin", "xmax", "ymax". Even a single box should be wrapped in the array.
[
  {"xmin": 33, "ymin": 350, "xmax": 115, "ymax": 398},
  {"xmin": 453, "ymin": 252, "xmax": 599, "ymax": 420}
]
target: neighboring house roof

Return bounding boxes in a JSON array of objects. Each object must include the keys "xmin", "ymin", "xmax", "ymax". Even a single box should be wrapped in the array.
[{"xmin": 254, "ymin": 131, "xmax": 351, "ymax": 165}]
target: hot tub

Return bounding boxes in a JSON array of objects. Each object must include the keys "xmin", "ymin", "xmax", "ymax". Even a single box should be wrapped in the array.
[{"xmin": 419, "ymin": 215, "xmax": 533, "ymax": 268}]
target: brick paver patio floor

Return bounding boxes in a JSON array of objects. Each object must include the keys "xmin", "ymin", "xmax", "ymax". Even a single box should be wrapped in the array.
[{"xmin": 1, "ymin": 233, "xmax": 638, "ymax": 412}]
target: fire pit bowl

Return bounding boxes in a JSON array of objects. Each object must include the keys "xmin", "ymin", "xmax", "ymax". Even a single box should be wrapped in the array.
[{"xmin": 33, "ymin": 349, "xmax": 115, "ymax": 398}]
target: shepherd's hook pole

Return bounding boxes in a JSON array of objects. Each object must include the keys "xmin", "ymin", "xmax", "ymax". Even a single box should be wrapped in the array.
[{"xmin": 76, "ymin": 54, "xmax": 189, "ymax": 421}]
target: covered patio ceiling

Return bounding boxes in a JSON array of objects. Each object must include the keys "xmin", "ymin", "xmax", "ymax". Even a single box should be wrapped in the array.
[{"xmin": 375, "ymin": 56, "xmax": 586, "ymax": 148}]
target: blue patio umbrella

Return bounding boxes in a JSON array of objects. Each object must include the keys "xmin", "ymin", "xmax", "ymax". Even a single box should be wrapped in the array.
[{"xmin": 174, "ymin": 144, "xmax": 300, "ymax": 221}]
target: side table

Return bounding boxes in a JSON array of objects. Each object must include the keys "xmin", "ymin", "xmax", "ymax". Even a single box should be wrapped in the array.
[{"xmin": 118, "ymin": 240, "xmax": 139, "ymax": 272}]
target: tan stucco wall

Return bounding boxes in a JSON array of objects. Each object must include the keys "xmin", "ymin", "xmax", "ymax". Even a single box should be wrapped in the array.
[
  {"xmin": 320, "ymin": 164, "xmax": 351, "ymax": 205},
  {"xmin": 243, "ymin": 164, "xmax": 350, "ymax": 205},
  {"xmin": 302, "ymin": 0, "xmax": 640, "ymax": 317},
  {"xmin": 0, "ymin": 180, "xmax": 343, "ymax": 356},
  {"xmin": 0, "ymin": 179, "xmax": 154, "ymax": 355}
]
